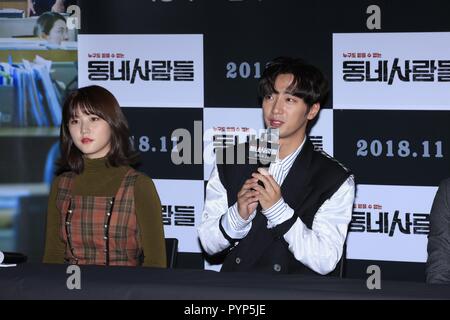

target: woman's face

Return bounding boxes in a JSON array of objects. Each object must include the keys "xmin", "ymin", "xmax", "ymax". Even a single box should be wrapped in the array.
[
  {"xmin": 45, "ymin": 19, "xmax": 68, "ymax": 45},
  {"xmin": 68, "ymin": 108, "xmax": 112, "ymax": 159}
]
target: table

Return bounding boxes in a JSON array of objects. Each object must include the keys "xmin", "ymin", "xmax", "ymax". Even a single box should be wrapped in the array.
[{"xmin": 0, "ymin": 263, "xmax": 449, "ymax": 300}]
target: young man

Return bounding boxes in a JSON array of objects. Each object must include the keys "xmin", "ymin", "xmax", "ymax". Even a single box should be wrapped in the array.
[{"xmin": 198, "ymin": 57, "xmax": 355, "ymax": 275}]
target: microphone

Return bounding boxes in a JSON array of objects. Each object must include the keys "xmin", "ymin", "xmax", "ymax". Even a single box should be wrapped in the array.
[
  {"xmin": 248, "ymin": 127, "xmax": 279, "ymax": 187},
  {"xmin": 0, "ymin": 251, "xmax": 27, "ymax": 265}
]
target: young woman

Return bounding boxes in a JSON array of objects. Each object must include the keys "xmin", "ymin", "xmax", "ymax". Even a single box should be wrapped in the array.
[{"xmin": 43, "ymin": 85, "xmax": 166, "ymax": 267}]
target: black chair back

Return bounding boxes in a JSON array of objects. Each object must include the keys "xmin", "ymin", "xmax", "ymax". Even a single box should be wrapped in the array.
[{"xmin": 165, "ymin": 238, "xmax": 178, "ymax": 268}]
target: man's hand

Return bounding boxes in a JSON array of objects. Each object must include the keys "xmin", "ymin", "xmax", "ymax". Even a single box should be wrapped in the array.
[
  {"xmin": 28, "ymin": 0, "xmax": 36, "ymax": 16},
  {"xmin": 251, "ymin": 168, "xmax": 282, "ymax": 210},
  {"xmin": 237, "ymin": 177, "xmax": 259, "ymax": 220},
  {"xmin": 51, "ymin": 0, "xmax": 66, "ymax": 13}
]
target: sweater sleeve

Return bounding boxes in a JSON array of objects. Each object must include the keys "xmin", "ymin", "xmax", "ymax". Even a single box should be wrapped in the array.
[
  {"xmin": 43, "ymin": 176, "xmax": 66, "ymax": 264},
  {"xmin": 134, "ymin": 175, "xmax": 167, "ymax": 268}
]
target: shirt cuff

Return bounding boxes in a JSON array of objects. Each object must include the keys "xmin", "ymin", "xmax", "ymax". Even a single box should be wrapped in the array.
[
  {"xmin": 221, "ymin": 203, "xmax": 256, "ymax": 239},
  {"xmin": 262, "ymin": 197, "xmax": 295, "ymax": 229}
]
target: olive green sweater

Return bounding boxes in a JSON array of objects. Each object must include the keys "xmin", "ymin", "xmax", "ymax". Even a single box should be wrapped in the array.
[{"xmin": 43, "ymin": 157, "xmax": 167, "ymax": 268}]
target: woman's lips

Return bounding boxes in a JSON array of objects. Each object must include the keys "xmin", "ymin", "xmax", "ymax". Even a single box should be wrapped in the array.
[{"xmin": 81, "ymin": 138, "xmax": 93, "ymax": 144}]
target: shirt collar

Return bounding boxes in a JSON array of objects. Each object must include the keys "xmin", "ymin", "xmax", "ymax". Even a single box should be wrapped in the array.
[{"xmin": 277, "ymin": 136, "xmax": 307, "ymax": 171}]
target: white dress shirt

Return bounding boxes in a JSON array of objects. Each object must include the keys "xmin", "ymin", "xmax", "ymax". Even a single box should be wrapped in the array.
[{"xmin": 198, "ymin": 138, "xmax": 355, "ymax": 275}]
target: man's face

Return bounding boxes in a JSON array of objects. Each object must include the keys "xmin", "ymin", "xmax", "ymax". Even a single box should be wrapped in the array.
[
  {"xmin": 262, "ymin": 73, "xmax": 320, "ymax": 145},
  {"xmin": 45, "ymin": 19, "xmax": 68, "ymax": 45}
]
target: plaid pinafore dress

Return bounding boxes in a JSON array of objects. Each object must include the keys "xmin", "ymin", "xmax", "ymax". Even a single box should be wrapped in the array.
[{"xmin": 56, "ymin": 169, "xmax": 143, "ymax": 266}]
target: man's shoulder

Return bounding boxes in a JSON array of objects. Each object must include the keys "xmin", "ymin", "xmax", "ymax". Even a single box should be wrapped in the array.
[
  {"xmin": 312, "ymin": 148, "xmax": 352, "ymax": 175},
  {"xmin": 440, "ymin": 177, "xmax": 450, "ymax": 185},
  {"xmin": 438, "ymin": 177, "xmax": 450, "ymax": 193}
]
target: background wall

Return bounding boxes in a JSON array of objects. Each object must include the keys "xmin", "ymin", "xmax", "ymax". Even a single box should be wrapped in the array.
[{"xmin": 2, "ymin": 0, "xmax": 450, "ymax": 281}]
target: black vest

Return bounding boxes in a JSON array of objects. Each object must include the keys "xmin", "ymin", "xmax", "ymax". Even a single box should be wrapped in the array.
[{"xmin": 216, "ymin": 139, "xmax": 351, "ymax": 275}]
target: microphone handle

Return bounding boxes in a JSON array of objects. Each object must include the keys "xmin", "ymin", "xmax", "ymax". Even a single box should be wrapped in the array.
[
  {"xmin": 257, "ymin": 160, "xmax": 271, "ymax": 187},
  {"xmin": 0, "ymin": 252, "xmax": 27, "ymax": 264}
]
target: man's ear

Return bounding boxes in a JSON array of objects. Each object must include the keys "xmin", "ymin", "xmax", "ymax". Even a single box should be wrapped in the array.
[{"xmin": 307, "ymin": 103, "xmax": 320, "ymax": 120}]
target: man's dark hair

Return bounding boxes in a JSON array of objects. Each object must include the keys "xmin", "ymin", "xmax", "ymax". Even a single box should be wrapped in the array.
[{"xmin": 258, "ymin": 57, "xmax": 329, "ymax": 109}]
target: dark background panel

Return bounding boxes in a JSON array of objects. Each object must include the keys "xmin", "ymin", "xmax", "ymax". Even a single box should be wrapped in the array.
[
  {"xmin": 78, "ymin": 0, "xmax": 450, "ymax": 108},
  {"xmin": 9, "ymin": 0, "xmax": 447, "ymax": 281},
  {"xmin": 123, "ymin": 108, "xmax": 203, "ymax": 180},
  {"xmin": 334, "ymin": 110, "xmax": 450, "ymax": 186}
]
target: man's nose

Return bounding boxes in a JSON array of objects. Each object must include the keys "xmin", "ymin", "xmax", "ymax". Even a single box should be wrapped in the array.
[{"xmin": 272, "ymin": 97, "xmax": 283, "ymax": 114}]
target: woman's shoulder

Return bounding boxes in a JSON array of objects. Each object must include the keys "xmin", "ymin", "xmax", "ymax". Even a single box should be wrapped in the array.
[
  {"xmin": 131, "ymin": 170, "xmax": 160, "ymax": 201},
  {"xmin": 48, "ymin": 171, "xmax": 74, "ymax": 194},
  {"xmin": 48, "ymin": 175, "xmax": 61, "ymax": 194},
  {"xmin": 130, "ymin": 169, "xmax": 157, "ymax": 188},
  {"xmin": 51, "ymin": 171, "xmax": 73, "ymax": 186}
]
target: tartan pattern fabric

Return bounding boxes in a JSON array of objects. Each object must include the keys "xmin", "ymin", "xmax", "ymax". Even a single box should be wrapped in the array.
[{"xmin": 56, "ymin": 169, "xmax": 142, "ymax": 266}]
